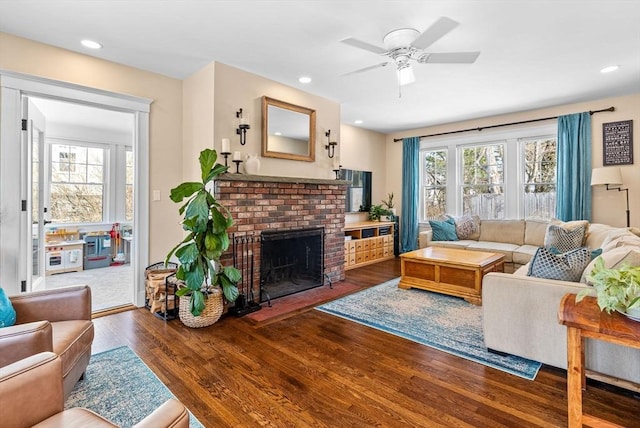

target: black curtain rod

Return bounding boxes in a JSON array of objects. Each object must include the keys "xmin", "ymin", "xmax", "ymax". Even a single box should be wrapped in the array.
[{"xmin": 392, "ymin": 106, "xmax": 615, "ymax": 142}]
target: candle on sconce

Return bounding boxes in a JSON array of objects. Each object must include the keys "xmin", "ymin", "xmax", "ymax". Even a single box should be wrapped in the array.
[
  {"xmin": 233, "ymin": 151, "xmax": 241, "ymax": 161},
  {"xmin": 221, "ymin": 138, "xmax": 230, "ymax": 153}
]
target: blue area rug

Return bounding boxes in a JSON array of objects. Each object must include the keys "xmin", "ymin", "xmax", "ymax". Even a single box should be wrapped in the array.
[
  {"xmin": 66, "ymin": 346, "xmax": 203, "ymax": 427},
  {"xmin": 316, "ymin": 278, "xmax": 541, "ymax": 380}
]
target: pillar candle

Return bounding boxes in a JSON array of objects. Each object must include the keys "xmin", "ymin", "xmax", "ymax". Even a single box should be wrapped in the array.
[
  {"xmin": 221, "ymin": 138, "xmax": 230, "ymax": 153},
  {"xmin": 233, "ymin": 151, "xmax": 241, "ymax": 161}
]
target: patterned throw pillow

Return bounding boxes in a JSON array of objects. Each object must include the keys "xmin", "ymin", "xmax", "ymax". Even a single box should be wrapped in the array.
[
  {"xmin": 429, "ymin": 217, "xmax": 458, "ymax": 241},
  {"xmin": 527, "ymin": 247, "xmax": 592, "ymax": 282},
  {"xmin": 544, "ymin": 224, "xmax": 587, "ymax": 252},
  {"xmin": 453, "ymin": 215, "xmax": 479, "ymax": 240}
]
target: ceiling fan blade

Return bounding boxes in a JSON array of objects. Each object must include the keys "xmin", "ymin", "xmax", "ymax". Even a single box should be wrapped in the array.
[
  {"xmin": 420, "ymin": 52, "xmax": 480, "ymax": 64},
  {"xmin": 342, "ymin": 62, "xmax": 389, "ymax": 77},
  {"xmin": 341, "ymin": 38, "xmax": 388, "ymax": 55},
  {"xmin": 412, "ymin": 16, "xmax": 459, "ymax": 50}
]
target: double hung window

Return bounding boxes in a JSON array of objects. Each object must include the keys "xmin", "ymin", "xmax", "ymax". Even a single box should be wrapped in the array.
[
  {"xmin": 50, "ymin": 144, "xmax": 105, "ymax": 223},
  {"xmin": 461, "ymin": 143, "xmax": 505, "ymax": 219},
  {"xmin": 422, "ymin": 149, "xmax": 448, "ymax": 221},
  {"xmin": 48, "ymin": 141, "xmax": 133, "ymax": 224},
  {"xmin": 419, "ymin": 124, "xmax": 557, "ymax": 222}
]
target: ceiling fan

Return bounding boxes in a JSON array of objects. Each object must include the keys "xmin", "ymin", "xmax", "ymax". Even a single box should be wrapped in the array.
[{"xmin": 341, "ymin": 17, "xmax": 480, "ymax": 90}]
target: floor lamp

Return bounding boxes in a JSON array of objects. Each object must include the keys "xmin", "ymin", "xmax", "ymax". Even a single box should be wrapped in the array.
[{"xmin": 591, "ymin": 166, "xmax": 630, "ymax": 227}]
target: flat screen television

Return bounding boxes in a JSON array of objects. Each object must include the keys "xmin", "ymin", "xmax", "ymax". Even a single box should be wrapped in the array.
[{"xmin": 339, "ymin": 169, "xmax": 372, "ymax": 213}]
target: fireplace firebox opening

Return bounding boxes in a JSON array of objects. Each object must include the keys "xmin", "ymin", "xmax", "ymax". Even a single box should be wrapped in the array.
[{"xmin": 260, "ymin": 227, "xmax": 324, "ymax": 303}]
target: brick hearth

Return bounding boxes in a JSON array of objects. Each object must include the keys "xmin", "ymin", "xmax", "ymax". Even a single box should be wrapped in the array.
[{"xmin": 216, "ymin": 174, "xmax": 349, "ymax": 301}]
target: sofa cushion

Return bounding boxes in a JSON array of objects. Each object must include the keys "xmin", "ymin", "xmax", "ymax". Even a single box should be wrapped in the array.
[
  {"xmin": 584, "ymin": 223, "xmax": 617, "ymax": 249},
  {"xmin": 429, "ymin": 217, "xmax": 458, "ymax": 241},
  {"xmin": 479, "ymin": 220, "xmax": 525, "ymax": 245},
  {"xmin": 600, "ymin": 230, "xmax": 640, "ymax": 253},
  {"xmin": 580, "ymin": 246, "xmax": 640, "ymax": 283},
  {"xmin": 513, "ymin": 244, "xmax": 539, "ymax": 266},
  {"xmin": 51, "ymin": 320, "xmax": 94, "ymax": 379},
  {"xmin": 544, "ymin": 224, "xmax": 587, "ymax": 252},
  {"xmin": 524, "ymin": 220, "xmax": 548, "ymax": 247},
  {"xmin": 465, "ymin": 241, "xmax": 519, "ymax": 263},
  {"xmin": 528, "ymin": 247, "xmax": 592, "ymax": 282},
  {"xmin": 430, "ymin": 240, "xmax": 474, "ymax": 250},
  {"xmin": 453, "ymin": 215, "xmax": 479, "ymax": 240}
]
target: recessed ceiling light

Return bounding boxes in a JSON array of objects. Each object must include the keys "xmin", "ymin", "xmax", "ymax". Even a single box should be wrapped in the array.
[
  {"xmin": 354, "ymin": 120, "xmax": 363, "ymax": 125},
  {"xmin": 81, "ymin": 39, "xmax": 103, "ymax": 49},
  {"xmin": 600, "ymin": 65, "xmax": 619, "ymax": 73},
  {"xmin": 298, "ymin": 76, "xmax": 312, "ymax": 84},
  {"xmin": 274, "ymin": 132, "xmax": 282, "ymax": 136}
]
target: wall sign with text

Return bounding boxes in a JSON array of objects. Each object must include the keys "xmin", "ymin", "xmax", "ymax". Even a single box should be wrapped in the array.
[{"xmin": 603, "ymin": 120, "xmax": 633, "ymax": 165}]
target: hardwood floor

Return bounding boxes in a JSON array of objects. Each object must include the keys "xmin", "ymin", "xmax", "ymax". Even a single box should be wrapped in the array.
[{"xmin": 92, "ymin": 259, "xmax": 639, "ymax": 427}]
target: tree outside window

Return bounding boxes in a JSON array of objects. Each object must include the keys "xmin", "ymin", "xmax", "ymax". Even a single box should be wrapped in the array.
[
  {"xmin": 522, "ymin": 137, "xmax": 556, "ymax": 219},
  {"xmin": 422, "ymin": 149, "xmax": 447, "ymax": 220},
  {"xmin": 461, "ymin": 144, "xmax": 505, "ymax": 219},
  {"xmin": 50, "ymin": 144, "xmax": 104, "ymax": 223}
]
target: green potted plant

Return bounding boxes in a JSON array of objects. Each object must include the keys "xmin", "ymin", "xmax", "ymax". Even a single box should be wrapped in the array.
[
  {"xmin": 369, "ymin": 204, "xmax": 387, "ymax": 221},
  {"xmin": 577, "ymin": 257, "xmax": 640, "ymax": 320},
  {"xmin": 165, "ymin": 148, "xmax": 241, "ymax": 327},
  {"xmin": 381, "ymin": 192, "xmax": 395, "ymax": 216}
]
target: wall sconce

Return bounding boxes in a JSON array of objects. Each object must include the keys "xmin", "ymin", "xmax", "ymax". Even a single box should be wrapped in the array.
[
  {"xmin": 236, "ymin": 108, "xmax": 250, "ymax": 145},
  {"xmin": 591, "ymin": 166, "xmax": 630, "ymax": 227},
  {"xmin": 325, "ymin": 130, "xmax": 337, "ymax": 158}
]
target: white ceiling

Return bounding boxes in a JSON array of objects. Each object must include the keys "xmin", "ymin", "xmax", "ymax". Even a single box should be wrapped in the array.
[{"xmin": 1, "ymin": 0, "xmax": 639, "ymax": 134}]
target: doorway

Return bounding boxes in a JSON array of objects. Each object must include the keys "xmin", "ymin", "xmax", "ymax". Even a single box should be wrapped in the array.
[
  {"xmin": 30, "ymin": 96, "xmax": 136, "ymax": 311},
  {"xmin": 0, "ymin": 71, "xmax": 151, "ymax": 310}
]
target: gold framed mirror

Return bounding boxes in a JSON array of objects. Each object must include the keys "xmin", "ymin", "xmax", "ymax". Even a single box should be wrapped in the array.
[{"xmin": 261, "ymin": 96, "xmax": 316, "ymax": 162}]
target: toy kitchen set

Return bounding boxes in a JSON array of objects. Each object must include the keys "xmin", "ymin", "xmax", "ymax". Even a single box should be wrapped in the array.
[{"xmin": 45, "ymin": 223, "xmax": 132, "ymax": 276}]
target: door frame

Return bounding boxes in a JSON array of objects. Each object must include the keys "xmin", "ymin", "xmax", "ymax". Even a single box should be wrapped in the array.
[{"xmin": 0, "ymin": 70, "xmax": 152, "ymax": 306}]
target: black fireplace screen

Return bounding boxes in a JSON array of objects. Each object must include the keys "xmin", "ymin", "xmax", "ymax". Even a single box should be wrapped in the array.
[{"xmin": 259, "ymin": 227, "xmax": 324, "ymax": 303}]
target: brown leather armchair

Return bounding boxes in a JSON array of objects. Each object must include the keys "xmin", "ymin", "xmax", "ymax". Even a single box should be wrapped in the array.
[
  {"xmin": 0, "ymin": 285, "xmax": 94, "ymax": 398},
  {"xmin": 0, "ymin": 352, "xmax": 189, "ymax": 428}
]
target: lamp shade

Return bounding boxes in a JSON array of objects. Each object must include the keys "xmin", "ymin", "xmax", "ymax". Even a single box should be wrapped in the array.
[{"xmin": 591, "ymin": 167, "xmax": 622, "ymax": 186}]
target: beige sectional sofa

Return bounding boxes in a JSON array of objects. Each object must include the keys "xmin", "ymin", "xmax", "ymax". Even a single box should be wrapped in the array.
[
  {"xmin": 419, "ymin": 218, "xmax": 549, "ymax": 273},
  {"xmin": 420, "ymin": 219, "xmax": 640, "ymax": 386}
]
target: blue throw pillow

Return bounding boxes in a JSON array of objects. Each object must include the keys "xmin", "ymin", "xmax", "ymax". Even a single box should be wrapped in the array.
[
  {"xmin": 0, "ymin": 288, "xmax": 16, "ymax": 328},
  {"xmin": 527, "ymin": 247, "xmax": 592, "ymax": 282},
  {"xmin": 429, "ymin": 217, "xmax": 458, "ymax": 241}
]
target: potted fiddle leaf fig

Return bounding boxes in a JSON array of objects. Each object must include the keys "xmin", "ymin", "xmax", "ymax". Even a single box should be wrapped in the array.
[
  {"xmin": 165, "ymin": 148, "xmax": 241, "ymax": 327},
  {"xmin": 577, "ymin": 257, "xmax": 640, "ymax": 320}
]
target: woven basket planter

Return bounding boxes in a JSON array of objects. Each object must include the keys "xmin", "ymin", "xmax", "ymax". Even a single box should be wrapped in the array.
[{"xmin": 178, "ymin": 286, "xmax": 224, "ymax": 328}]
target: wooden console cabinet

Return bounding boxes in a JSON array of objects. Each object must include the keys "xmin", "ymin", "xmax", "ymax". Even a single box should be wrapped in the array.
[{"xmin": 344, "ymin": 221, "xmax": 395, "ymax": 270}]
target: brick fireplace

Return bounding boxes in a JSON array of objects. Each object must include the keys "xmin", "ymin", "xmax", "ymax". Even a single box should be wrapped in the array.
[{"xmin": 216, "ymin": 174, "xmax": 348, "ymax": 305}]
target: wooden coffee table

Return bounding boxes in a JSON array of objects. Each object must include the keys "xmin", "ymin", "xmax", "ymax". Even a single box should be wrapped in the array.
[{"xmin": 398, "ymin": 247, "xmax": 504, "ymax": 305}]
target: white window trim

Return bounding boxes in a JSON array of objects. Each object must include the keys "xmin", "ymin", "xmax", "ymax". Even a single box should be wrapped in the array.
[{"xmin": 419, "ymin": 122, "xmax": 557, "ymax": 224}]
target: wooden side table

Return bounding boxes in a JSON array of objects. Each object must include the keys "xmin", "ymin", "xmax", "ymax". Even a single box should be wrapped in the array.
[{"xmin": 558, "ymin": 294, "xmax": 640, "ymax": 428}]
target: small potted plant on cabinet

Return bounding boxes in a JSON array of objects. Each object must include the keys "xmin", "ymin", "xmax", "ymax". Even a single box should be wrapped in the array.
[
  {"xmin": 381, "ymin": 192, "xmax": 396, "ymax": 221},
  {"xmin": 369, "ymin": 204, "xmax": 387, "ymax": 221},
  {"xmin": 165, "ymin": 148, "xmax": 241, "ymax": 328}
]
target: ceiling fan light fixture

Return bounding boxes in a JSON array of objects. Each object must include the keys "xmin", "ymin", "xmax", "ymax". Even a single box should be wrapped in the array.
[{"xmin": 397, "ymin": 64, "xmax": 415, "ymax": 86}]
